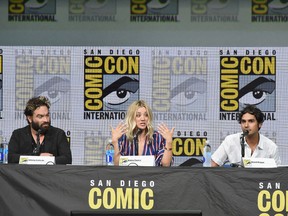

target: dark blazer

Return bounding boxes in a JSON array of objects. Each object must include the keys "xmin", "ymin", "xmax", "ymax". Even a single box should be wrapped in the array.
[{"xmin": 8, "ymin": 125, "xmax": 72, "ymax": 164}]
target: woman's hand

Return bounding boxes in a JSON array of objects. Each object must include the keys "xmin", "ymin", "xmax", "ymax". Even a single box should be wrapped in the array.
[
  {"xmin": 111, "ymin": 122, "xmax": 127, "ymax": 144},
  {"xmin": 157, "ymin": 122, "xmax": 175, "ymax": 167},
  {"xmin": 110, "ymin": 122, "xmax": 127, "ymax": 166},
  {"xmin": 157, "ymin": 122, "xmax": 175, "ymax": 145}
]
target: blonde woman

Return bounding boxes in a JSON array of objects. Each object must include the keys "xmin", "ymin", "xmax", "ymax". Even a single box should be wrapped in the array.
[{"xmin": 111, "ymin": 100, "xmax": 175, "ymax": 166}]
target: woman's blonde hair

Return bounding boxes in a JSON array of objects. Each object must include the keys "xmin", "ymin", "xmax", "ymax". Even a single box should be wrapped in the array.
[{"xmin": 125, "ymin": 100, "xmax": 154, "ymax": 141}]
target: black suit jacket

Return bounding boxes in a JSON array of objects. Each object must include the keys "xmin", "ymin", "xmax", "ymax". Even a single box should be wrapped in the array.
[{"xmin": 8, "ymin": 125, "xmax": 72, "ymax": 164}]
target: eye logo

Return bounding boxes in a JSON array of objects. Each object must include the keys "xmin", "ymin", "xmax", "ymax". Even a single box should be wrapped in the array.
[
  {"xmin": 103, "ymin": 76, "xmax": 139, "ymax": 110},
  {"xmin": 269, "ymin": 0, "xmax": 288, "ymax": 9},
  {"xmin": 170, "ymin": 77, "xmax": 207, "ymax": 111},
  {"xmin": 239, "ymin": 77, "xmax": 275, "ymax": 108},
  {"xmin": 131, "ymin": 0, "xmax": 178, "ymax": 15},
  {"xmin": 207, "ymin": 0, "xmax": 230, "ymax": 9},
  {"xmin": 34, "ymin": 76, "xmax": 70, "ymax": 105},
  {"xmin": 85, "ymin": 0, "xmax": 108, "ymax": 10},
  {"xmin": 147, "ymin": 0, "xmax": 170, "ymax": 10},
  {"xmin": 25, "ymin": 0, "xmax": 48, "ymax": 9}
]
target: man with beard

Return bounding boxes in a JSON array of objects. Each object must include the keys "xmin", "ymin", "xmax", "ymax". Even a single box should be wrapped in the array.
[{"xmin": 8, "ymin": 96, "xmax": 72, "ymax": 164}]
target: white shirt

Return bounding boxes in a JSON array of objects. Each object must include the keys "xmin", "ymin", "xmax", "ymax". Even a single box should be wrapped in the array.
[{"xmin": 211, "ymin": 132, "xmax": 281, "ymax": 166}]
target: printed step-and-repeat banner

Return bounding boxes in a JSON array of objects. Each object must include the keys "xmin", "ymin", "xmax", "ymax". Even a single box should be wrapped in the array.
[{"xmin": 0, "ymin": 46, "xmax": 287, "ymax": 166}]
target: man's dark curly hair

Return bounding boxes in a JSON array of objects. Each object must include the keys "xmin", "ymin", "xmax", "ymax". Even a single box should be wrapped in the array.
[
  {"xmin": 24, "ymin": 96, "xmax": 51, "ymax": 117},
  {"xmin": 238, "ymin": 105, "xmax": 264, "ymax": 124}
]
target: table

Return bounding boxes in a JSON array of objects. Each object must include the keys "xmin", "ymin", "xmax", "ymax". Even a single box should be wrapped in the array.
[{"xmin": 0, "ymin": 165, "xmax": 287, "ymax": 216}]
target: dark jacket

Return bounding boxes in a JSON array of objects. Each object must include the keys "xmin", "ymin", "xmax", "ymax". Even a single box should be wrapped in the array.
[{"xmin": 8, "ymin": 125, "xmax": 72, "ymax": 164}]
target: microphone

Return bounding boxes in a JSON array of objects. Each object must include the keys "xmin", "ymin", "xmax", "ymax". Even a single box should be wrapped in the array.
[
  {"xmin": 240, "ymin": 130, "xmax": 248, "ymax": 158},
  {"xmin": 135, "ymin": 128, "xmax": 142, "ymax": 136},
  {"xmin": 230, "ymin": 163, "xmax": 244, "ymax": 168},
  {"xmin": 134, "ymin": 128, "xmax": 142, "ymax": 155},
  {"xmin": 33, "ymin": 129, "xmax": 42, "ymax": 155},
  {"xmin": 230, "ymin": 163, "xmax": 240, "ymax": 168},
  {"xmin": 242, "ymin": 130, "xmax": 249, "ymax": 136}
]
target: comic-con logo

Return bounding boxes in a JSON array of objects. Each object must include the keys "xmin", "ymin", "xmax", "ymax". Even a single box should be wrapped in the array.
[
  {"xmin": 252, "ymin": 0, "xmax": 288, "ymax": 22},
  {"xmin": 173, "ymin": 137, "xmax": 207, "ymax": 157},
  {"xmin": 219, "ymin": 51, "xmax": 276, "ymax": 121},
  {"xmin": 130, "ymin": 0, "xmax": 179, "ymax": 22},
  {"xmin": 258, "ymin": 182, "xmax": 288, "ymax": 215},
  {"xmin": 15, "ymin": 50, "xmax": 71, "ymax": 120},
  {"xmin": 8, "ymin": 0, "xmax": 56, "ymax": 22},
  {"xmin": 84, "ymin": 53, "xmax": 140, "ymax": 120},
  {"xmin": 172, "ymin": 130, "xmax": 208, "ymax": 166},
  {"xmin": 89, "ymin": 179, "xmax": 155, "ymax": 210},
  {"xmin": 151, "ymin": 54, "xmax": 207, "ymax": 121},
  {"xmin": 191, "ymin": 0, "xmax": 239, "ymax": 22},
  {"xmin": 69, "ymin": 0, "xmax": 116, "ymax": 22}
]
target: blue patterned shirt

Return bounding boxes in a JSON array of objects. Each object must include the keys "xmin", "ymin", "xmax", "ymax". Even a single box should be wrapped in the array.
[{"xmin": 118, "ymin": 131, "xmax": 173, "ymax": 166}]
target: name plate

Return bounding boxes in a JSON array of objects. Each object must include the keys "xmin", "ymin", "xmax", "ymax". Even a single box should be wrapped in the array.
[
  {"xmin": 119, "ymin": 155, "xmax": 155, "ymax": 166},
  {"xmin": 19, "ymin": 155, "xmax": 55, "ymax": 165},
  {"xmin": 242, "ymin": 157, "xmax": 277, "ymax": 168}
]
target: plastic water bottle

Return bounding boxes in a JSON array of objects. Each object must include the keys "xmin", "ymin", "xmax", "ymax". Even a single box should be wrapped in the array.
[
  {"xmin": 203, "ymin": 140, "xmax": 211, "ymax": 167},
  {"xmin": 0, "ymin": 142, "xmax": 3, "ymax": 163},
  {"xmin": 1, "ymin": 137, "xmax": 8, "ymax": 164},
  {"xmin": 105, "ymin": 139, "xmax": 114, "ymax": 166}
]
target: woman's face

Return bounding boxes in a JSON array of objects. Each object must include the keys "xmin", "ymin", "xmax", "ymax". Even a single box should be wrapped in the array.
[{"xmin": 135, "ymin": 106, "xmax": 149, "ymax": 130}]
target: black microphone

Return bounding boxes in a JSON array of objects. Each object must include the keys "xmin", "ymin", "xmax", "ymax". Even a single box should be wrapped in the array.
[
  {"xmin": 230, "ymin": 163, "xmax": 244, "ymax": 168},
  {"xmin": 33, "ymin": 129, "xmax": 42, "ymax": 155},
  {"xmin": 240, "ymin": 130, "xmax": 249, "ymax": 158},
  {"xmin": 230, "ymin": 163, "xmax": 240, "ymax": 168},
  {"xmin": 134, "ymin": 129, "xmax": 142, "ymax": 155},
  {"xmin": 243, "ymin": 130, "xmax": 249, "ymax": 137}
]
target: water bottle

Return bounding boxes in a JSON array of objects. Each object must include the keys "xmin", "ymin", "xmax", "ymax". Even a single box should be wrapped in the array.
[
  {"xmin": 203, "ymin": 140, "xmax": 211, "ymax": 167},
  {"xmin": 105, "ymin": 139, "xmax": 114, "ymax": 166},
  {"xmin": 1, "ymin": 137, "xmax": 8, "ymax": 164},
  {"xmin": 0, "ymin": 142, "xmax": 3, "ymax": 164}
]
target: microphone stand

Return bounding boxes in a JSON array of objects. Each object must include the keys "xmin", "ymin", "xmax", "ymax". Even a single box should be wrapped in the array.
[
  {"xmin": 231, "ymin": 131, "xmax": 248, "ymax": 168},
  {"xmin": 240, "ymin": 133, "xmax": 245, "ymax": 158},
  {"xmin": 33, "ymin": 129, "xmax": 41, "ymax": 155},
  {"xmin": 134, "ymin": 129, "xmax": 142, "ymax": 155},
  {"xmin": 240, "ymin": 130, "xmax": 248, "ymax": 158},
  {"xmin": 134, "ymin": 136, "xmax": 138, "ymax": 156},
  {"xmin": 240, "ymin": 130, "xmax": 249, "ymax": 167}
]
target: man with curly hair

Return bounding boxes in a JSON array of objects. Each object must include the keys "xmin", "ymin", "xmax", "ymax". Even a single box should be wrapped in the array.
[{"xmin": 8, "ymin": 96, "xmax": 72, "ymax": 164}]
